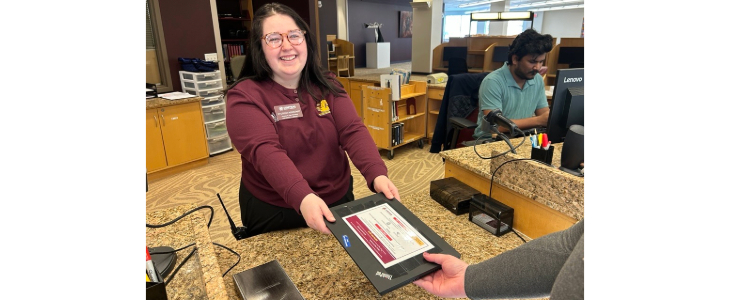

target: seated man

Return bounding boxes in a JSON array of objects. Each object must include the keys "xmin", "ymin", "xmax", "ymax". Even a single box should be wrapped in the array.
[{"xmin": 473, "ymin": 29, "xmax": 554, "ymax": 140}]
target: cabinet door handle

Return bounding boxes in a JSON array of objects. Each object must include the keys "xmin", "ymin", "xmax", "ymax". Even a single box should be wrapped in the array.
[
  {"xmin": 153, "ymin": 115, "xmax": 159, "ymax": 127},
  {"xmin": 160, "ymin": 114, "xmax": 166, "ymax": 126}
]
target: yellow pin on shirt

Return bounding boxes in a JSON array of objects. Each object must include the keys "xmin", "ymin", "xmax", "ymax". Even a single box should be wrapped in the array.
[{"xmin": 317, "ymin": 100, "xmax": 331, "ymax": 116}]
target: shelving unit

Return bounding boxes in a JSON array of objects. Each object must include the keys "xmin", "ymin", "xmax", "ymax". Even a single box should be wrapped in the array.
[
  {"xmin": 180, "ymin": 70, "xmax": 233, "ymax": 156},
  {"xmin": 216, "ymin": 0, "xmax": 253, "ymax": 84},
  {"xmin": 431, "ymin": 36, "xmax": 515, "ymax": 73},
  {"xmin": 326, "ymin": 37, "xmax": 355, "ymax": 77},
  {"xmin": 362, "ymin": 81, "xmax": 427, "ymax": 160},
  {"xmin": 426, "ymin": 86, "xmax": 445, "ymax": 141}
]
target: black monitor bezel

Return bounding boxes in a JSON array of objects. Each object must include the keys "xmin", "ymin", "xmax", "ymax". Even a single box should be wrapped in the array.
[
  {"xmin": 546, "ymin": 68, "xmax": 584, "ymax": 144},
  {"xmin": 442, "ymin": 46, "xmax": 468, "ymax": 62}
]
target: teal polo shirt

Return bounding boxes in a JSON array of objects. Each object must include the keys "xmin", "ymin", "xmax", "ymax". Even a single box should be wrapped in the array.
[{"xmin": 474, "ymin": 62, "xmax": 548, "ymax": 139}]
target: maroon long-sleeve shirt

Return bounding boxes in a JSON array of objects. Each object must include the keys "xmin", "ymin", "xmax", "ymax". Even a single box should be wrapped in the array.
[{"xmin": 226, "ymin": 78, "xmax": 388, "ymax": 213}]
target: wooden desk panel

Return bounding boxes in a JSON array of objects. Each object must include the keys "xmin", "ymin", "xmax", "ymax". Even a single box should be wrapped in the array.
[{"xmin": 445, "ymin": 161, "xmax": 577, "ymax": 239}]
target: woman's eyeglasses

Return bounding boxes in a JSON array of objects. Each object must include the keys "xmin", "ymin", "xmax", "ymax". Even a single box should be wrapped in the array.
[{"xmin": 262, "ymin": 30, "xmax": 306, "ymax": 48}]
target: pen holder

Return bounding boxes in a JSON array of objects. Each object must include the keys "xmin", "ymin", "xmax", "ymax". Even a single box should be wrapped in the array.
[
  {"xmin": 531, "ymin": 145, "xmax": 554, "ymax": 165},
  {"xmin": 146, "ymin": 269, "xmax": 168, "ymax": 300}
]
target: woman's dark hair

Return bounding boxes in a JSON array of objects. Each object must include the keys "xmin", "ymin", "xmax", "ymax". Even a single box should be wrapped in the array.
[
  {"xmin": 225, "ymin": 3, "xmax": 345, "ymax": 99},
  {"xmin": 506, "ymin": 29, "xmax": 553, "ymax": 65}
]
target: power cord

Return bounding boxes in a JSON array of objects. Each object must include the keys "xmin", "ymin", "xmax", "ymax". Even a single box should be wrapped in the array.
[
  {"xmin": 146, "ymin": 201, "xmax": 241, "ymax": 281},
  {"xmin": 473, "ymin": 130, "xmax": 527, "ymax": 160},
  {"xmin": 488, "ymin": 158, "xmax": 553, "ymax": 244}
]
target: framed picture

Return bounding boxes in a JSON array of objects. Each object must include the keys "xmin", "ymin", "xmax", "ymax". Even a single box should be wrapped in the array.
[{"xmin": 399, "ymin": 11, "xmax": 413, "ymax": 38}]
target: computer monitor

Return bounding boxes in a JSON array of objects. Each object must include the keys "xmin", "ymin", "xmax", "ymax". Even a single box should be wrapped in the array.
[
  {"xmin": 442, "ymin": 46, "xmax": 467, "ymax": 62},
  {"xmin": 557, "ymin": 47, "xmax": 584, "ymax": 68},
  {"xmin": 492, "ymin": 46, "xmax": 510, "ymax": 63},
  {"xmin": 546, "ymin": 68, "xmax": 584, "ymax": 144}
]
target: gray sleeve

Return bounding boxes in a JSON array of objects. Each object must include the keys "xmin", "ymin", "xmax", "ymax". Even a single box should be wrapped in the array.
[{"xmin": 464, "ymin": 219, "xmax": 584, "ymax": 300}]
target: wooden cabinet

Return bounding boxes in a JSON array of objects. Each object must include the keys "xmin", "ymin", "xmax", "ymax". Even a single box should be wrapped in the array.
[
  {"xmin": 362, "ymin": 81, "xmax": 427, "ymax": 159},
  {"xmin": 146, "ymin": 101, "xmax": 209, "ymax": 180},
  {"xmin": 426, "ymin": 86, "xmax": 445, "ymax": 141}
]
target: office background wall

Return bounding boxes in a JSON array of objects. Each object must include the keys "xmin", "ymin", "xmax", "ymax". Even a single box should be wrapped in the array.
[
  {"xmin": 158, "ymin": 0, "xmax": 217, "ymax": 92},
  {"xmin": 542, "ymin": 9, "xmax": 584, "ymax": 38},
  {"xmin": 319, "ymin": 0, "xmax": 338, "ymax": 69},
  {"xmin": 347, "ymin": 0, "xmax": 413, "ymax": 68}
]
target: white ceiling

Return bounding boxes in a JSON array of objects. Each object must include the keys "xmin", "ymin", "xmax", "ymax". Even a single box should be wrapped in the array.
[{"xmin": 443, "ymin": 0, "xmax": 584, "ymax": 15}]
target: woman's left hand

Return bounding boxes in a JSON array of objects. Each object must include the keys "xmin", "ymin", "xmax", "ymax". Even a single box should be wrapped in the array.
[{"xmin": 373, "ymin": 175, "xmax": 400, "ymax": 201}]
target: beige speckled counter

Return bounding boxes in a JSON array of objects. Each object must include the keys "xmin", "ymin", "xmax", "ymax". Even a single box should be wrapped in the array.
[
  {"xmin": 440, "ymin": 139, "xmax": 584, "ymax": 229},
  {"xmin": 146, "ymin": 204, "xmax": 229, "ymax": 300},
  {"xmin": 209, "ymin": 190, "xmax": 533, "ymax": 300},
  {"xmin": 146, "ymin": 96, "xmax": 203, "ymax": 109}
]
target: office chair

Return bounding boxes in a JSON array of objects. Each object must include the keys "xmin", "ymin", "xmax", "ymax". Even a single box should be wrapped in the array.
[
  {"xmin": 447, "ymin": 57, "xmax": 468, "ymax": 76},
  {"xmin": 337, "ymin": 55, "xmax": 351, "ymax": 77},
  {"xmin": 231, "ymin": 55, "xmax": 246, "ymax": 80},
  {"xmin": 429, "ymin": 72, "xmax": 489, "ymax": 153}
]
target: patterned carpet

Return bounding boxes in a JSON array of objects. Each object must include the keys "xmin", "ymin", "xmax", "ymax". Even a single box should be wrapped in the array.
[{"xmin": 146, "ymin": 143, "xmax": 445, "ymax": 248}]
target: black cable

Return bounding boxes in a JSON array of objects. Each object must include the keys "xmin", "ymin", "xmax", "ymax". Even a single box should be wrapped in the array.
[
  {"xmin": 146, "ymin": 205, "xmax": 214, "ymax": 228},
  {"xmin": 512, "ymin": 229, "xmax": 527, "ymax": 243},
  {"xmin": 146, "ymin": 203, "xmax": 242, "ymax": 282},
  {"xmin": 213, "ymin": 242, "xmax": 241, "ymax": 276},
  {"xmin": 166, "ymin": 247, "xmax": 198, "ymax": 283},
  {"xmin": 473, "ymin": 130, "xmax": 527, "ymax": 160},
  {"xmin": 150, "ymin": 243, "xmax": 196, "ymax": 255},
  {"xmin": 489, "ymin": 158, "xmax": 552, "ymax": 199}
]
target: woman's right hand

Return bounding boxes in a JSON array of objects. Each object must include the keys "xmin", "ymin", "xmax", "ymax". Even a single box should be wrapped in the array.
[{"xmin": 300, "ymin": 194, "xmax": 335, "ymax": 234}]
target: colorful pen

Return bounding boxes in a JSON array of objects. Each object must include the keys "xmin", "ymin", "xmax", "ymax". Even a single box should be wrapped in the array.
[{"xmin": 146, "ymin": 247, "xmax": 160, "ymax": 282}]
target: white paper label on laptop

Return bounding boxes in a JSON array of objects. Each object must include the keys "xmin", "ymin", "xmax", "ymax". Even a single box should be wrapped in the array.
[{"xmin": 343, "ymin": 204, "xmax": 434, "ymax": 268}]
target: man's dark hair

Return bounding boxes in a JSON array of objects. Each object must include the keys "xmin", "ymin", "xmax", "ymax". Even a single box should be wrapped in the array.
[
  {"xmin": 226, "ymin": 3, "xmax": 345, "ymax": 99},
  {"xmin": 506, "ymin": 29, "xmax": 553, "ymax": 65}
]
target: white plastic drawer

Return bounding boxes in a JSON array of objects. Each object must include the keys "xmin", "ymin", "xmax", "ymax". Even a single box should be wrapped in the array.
[
  {"xmin": 183, "ymin": 88, "xmax": 222, "ymax": 98},
  {"xmin": 201, "ymin": 103, "xmax": 226, "ymax": 123},
  {"xmin": 182, "ymin": 79, "xmax": 222, "ymax": 91},
  {"xmin": 205, "ymin": 119, "xmax": 228, "ymax": 138},
  {"xmin": 200, "ymin": 94, "xmax": 225, "ymax": 107},
  {"xmin": 180, "ymin": 70, "xmax": 221, "ymax": 82},
  {"xmin": 208, "ymin": 134, "xmax": 232, "ymax": 155}
]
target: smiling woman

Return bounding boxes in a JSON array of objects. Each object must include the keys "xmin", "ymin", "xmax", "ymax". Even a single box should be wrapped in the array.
[{"xmin": 223, "ymin": 2, "xmax": 402, "ymax": 239}]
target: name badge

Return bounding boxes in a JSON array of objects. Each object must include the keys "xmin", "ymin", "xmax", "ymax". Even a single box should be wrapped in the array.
[{"xmin": 273, "ymin": 103, "xmax": 303, "ymax": 121}]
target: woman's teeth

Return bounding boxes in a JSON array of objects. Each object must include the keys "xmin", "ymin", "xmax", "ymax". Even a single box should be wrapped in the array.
[{"xmin": 281, "ymin": 56, "xmax": 296, "ymax": 61}]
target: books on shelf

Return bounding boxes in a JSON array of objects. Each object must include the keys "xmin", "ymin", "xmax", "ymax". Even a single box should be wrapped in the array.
[
  {"xmin": 391, "ymin": 122, "xmax": 404, "ymax": 147},
  {"xmin": 222, "ymin": 44, "xmax": 245, "ymax": 62}
]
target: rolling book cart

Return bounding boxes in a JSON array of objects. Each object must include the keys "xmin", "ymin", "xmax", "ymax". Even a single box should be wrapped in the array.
[{"xmin": 362, "ymin": 81, "xmax": 427, "ymax": 159}]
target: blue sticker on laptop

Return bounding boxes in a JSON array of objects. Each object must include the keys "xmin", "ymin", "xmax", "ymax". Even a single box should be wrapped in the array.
[{"xmin": 342, "ymin": 235, "xmax": 351, "ymax": 248}]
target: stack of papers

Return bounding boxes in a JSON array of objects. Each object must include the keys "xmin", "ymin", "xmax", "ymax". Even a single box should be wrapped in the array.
[{"xmin": 158, "ymin": 92, "xmax": 196, "ymax": 100}]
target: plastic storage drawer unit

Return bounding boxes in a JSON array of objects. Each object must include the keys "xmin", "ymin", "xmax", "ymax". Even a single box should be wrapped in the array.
[
  {"xmin": 180, "ymin": 71, "xmax": 222, "ymax": 82},
  {"xmin": 200, "ymin": 94, "xmax": 224, "ymax": 107},
  {"xmin": 208, "ymin": 135, "xmax": 232, "ymax": 155},
  {"xmin": 202, "ymin": 103, "xmax": 226, "ymax": 123},
  {"xmin": 205, "ymin": 120, "xmax": 228, "ymax": 138},
  {"xmin": 184, "ymin": 88, "xmax": 221, "ymax": 98},
  {"xmin": 182, "ymin": 79, "xmax": 223, "ymax": 91}
]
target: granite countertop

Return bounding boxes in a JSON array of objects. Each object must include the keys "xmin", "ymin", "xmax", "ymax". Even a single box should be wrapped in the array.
[
  {"xmin": 146, "ymin": 204, "xmax": 229, "ymax": 300},
  {"xmin": 347, "ymin": 74, "xmax": 447, "ymax": 89},
  {"xmin": 146, "ymin": 96, "xmax": 203, "ymax": 109},
  {"xmin": 212, "ymin": 190, "xmax": 534, "ymax": 300},
  {"xmin": 440, "ymin": 139, "xmax": 584, "ymax": 220}
]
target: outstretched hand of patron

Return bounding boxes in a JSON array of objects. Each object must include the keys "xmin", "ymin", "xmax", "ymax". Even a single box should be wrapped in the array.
[{"xmin": 413, "ymin": 252, "xmax": 468, "ymax": 298}]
